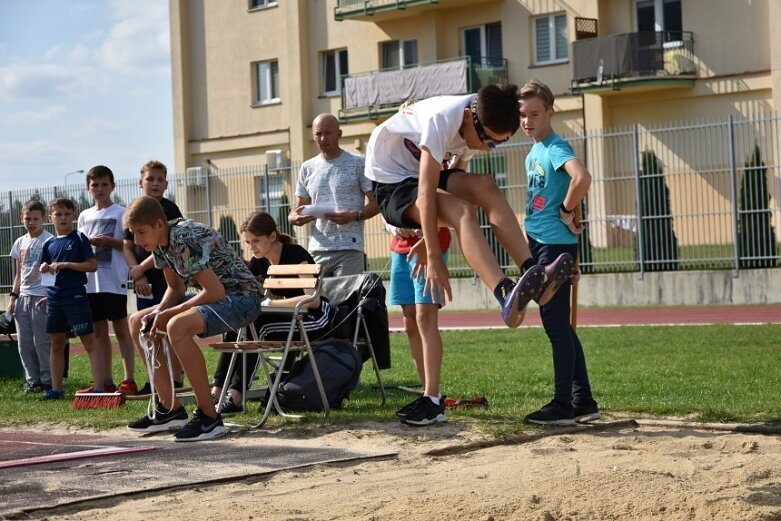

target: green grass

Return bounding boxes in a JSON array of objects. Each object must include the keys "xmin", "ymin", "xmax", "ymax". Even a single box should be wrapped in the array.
[{"xmin": 1, "ymin": 324, "xmax": 779, "ymax": 435}]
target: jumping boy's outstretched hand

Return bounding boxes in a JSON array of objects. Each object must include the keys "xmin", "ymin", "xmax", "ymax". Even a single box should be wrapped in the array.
[
  {"xmin": 408, "ymin": 238, "xmax": 428, "ymax": 281},
  {"xmin": 424, "ymin": 255, "xmax": 451, "ymax": 304}
]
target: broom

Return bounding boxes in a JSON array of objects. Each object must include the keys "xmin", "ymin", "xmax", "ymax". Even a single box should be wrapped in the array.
[
  {"xmin": 570, "ymin": 204, "xmax": 582, "ymax": 330},
  {"xmin": 71, "ymin": 390, "xmax": 125, "ymax": 409}
]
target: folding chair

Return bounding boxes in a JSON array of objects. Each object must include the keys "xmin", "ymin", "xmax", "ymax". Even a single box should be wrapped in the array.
[
  {"xmin": 321, "ymin": 273, "xmax": 388, "ymax": 404},
  {"xmin": 209, "ymin": 263, "xmax": 330, "ymax": 429}
]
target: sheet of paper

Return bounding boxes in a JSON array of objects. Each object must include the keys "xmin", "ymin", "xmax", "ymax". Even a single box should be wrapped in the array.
[
  {"xmin": 301, "ymin": 205, "xmax": 336, "ymax": 219},
  {"xmin": 40, "ymin": 272, "xmax": 56, "ymax": 287}
]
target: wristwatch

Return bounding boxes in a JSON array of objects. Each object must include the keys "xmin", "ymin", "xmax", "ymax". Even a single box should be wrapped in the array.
[
  {"xmin": 560, "ymin": 203, "xmax": 574, "ymax": 214},
  {"xmin": 356, "ymin": 210, "xmax": 364, "ymax": 221},
  {"xmin": 9, "ymin": 291, "xmax": 19, "ymax": 299}
]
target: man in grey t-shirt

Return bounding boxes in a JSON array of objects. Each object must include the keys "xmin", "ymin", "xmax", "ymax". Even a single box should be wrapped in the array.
[{"xmin": 289, "ymin": 113, "xmax": 379, "ymax": 276}]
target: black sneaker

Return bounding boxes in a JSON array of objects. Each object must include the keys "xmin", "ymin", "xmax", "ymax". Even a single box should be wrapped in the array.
[
  {"xmin": 174, "ymin": 408, "xmax": 226, "ymax": 442},
  {"xmin": 395, "ymin": 395, "xmax": 426, "ymax": 418},
  {"xmin": 524, "ymin": 401, "xmax": 576, "ymax": 426},
  {"xmin": 25, "ymin": 382, "xmax": 45, "ymax": 394},
  {"xmin": 500, "ymin": 265, "xmax": 545, "ymax": 328},
  {"xmin": 401, "ymin": 397, "xmax": 447, "ymax": 426},
  {"xmin": 218, "ymin": 395, "xmax": 244, "ymax": 415},
  {"xmin": 128, "ymin": 405, "xmax": 189, "ymax": 433},
  {"xmin": 573, "ymin": 402, "xmax": 601, "ymax": 423}
]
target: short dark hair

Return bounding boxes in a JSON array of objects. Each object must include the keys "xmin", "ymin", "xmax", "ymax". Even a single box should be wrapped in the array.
[
  {"xmin": 86, "ymin": 165, "xmax": 115, "ymax": 186},
  {"xmin": 49, "ymin": 198, "xmax": 75, "ymax": 213},
  {"xmin": 476, "ymin": 83, "xmax": 521, "ymax": 135},
  {"xmin": 22, "ymin": 200, "xmax": 46, "ymax": 216}
]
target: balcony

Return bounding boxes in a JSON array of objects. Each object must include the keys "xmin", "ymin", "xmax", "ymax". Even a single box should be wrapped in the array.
[
  {"xmin": 571, "ymin": 31, "xmax": 698, "ymax": 95},
  {"xmin": 339, "ymin": 56, "xmax": 507, "ymax": 122},
  {"xmin": 334, "ymin": 0, "xmax": 436, "ymax": 21}
]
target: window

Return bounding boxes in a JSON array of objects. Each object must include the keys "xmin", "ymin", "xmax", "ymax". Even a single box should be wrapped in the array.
[
  {"xmin": 533, "ymin": 13, "xmax": 568, "ymax": 65},
  {"xmin": 636, "ymin": 0, "xmax": 682, "ymax": 40},
  {"xmin": 255, "ymin": 60, "xmax": 279, "ymax": 105},
  {"xmin": 322, "ymin": 49, "xmax": 348, "ymax": 96},
  {"xmin": 249, "ymin": 0, "xmax": 277, "ymax": 9},
  {"xmin": 463, "ymin": 23, "xmax": 503, "ymax": 66},
  {"xmin": 381, "ymin": 39, "xmax": 418, "ymax": 69}
]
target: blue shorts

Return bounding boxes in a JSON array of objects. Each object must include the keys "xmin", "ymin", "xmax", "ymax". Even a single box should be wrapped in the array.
[
  {"xmin": 191, "ymin": 293, "xmax": 263, "ymax": 338},
  {"xmin": 389, "ymin": 251, "xmax": 449, "ymax": 306},
  {"xmin": 47, "ymin": 295, "xmax": 94, "ymax": 337}
]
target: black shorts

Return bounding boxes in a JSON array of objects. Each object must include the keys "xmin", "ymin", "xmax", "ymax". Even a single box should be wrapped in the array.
[
  {"xmin": 374, "ymin": 168, "xmax": 463, "ymax": 228},
  {"xmin": 88, "ymin": 293, "xmax": 128, "ymax": 322}
]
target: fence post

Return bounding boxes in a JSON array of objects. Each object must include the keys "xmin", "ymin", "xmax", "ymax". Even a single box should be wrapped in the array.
[
  {"xmin": 727, "ymin": 114, "xmax": 740, "ymax": 277},
  {"xmin": 632, "ymin": 124, "xmax": 644, "ymax": 280},
  {"xmin": 205, "ymin": 165, "xmax": 213, "ymax": 227},
  {"xmin": 263, "ymin": 163, "xmax": 270, "ymax": 212}
]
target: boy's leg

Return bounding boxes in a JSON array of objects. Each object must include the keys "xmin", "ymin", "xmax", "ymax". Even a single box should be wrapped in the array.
[
  {"xmin": 79, "ymin": 333, "xmax": 106, "ymax": 392},
  {"xmin": 112, "ymin": 316, "xmax": 137, "ymax": 385},
  {"xmin": 445, "ymin": 171, "xmax": 533, "ymax": 268},
  {"xmin": 15, "ymin": 296, "xmax": 40, "ymax": 387},
  {"xmin": 92, "ymin": 319, "xmax": 114, "ymax": 388},
  {"xmin": 48, "ymin": 332, "xmax": 67, "ymax": 391},
  {"xmin": 166, "ymin": 309, "xmax": 214, "ymax": 417},
  {"xmin": 416, "ymin": 303, "xmax": 443, "ymax": 398},
  {"xmin": 30, "ymin": 296, "xmax": 52, "ymax": 388},
  {"xmin": 401, "ymin": 305, "xmax": 425, "ymax": 385}
]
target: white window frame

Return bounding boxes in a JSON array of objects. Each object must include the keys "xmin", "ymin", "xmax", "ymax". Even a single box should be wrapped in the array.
[
  {"xmin": 322, "ymin": 48, "xmax": 348, "ymax": 97},
  {"xmin": 249, "ymin": 0, "xmax": 277, "ymax": 10},
  {"xmin": 381, "ymin": 39, "xmax": 418, "ymax": 69},
  {"xmin": 254, "ymin": 60, "xmax": 280, "ymax": 105},
  {"xmin": 533, "ymin": 13, "xmax": 569, "ymax": 66},
  {"xmin": 461, "ymin": 22, "xmax": 503, "ymax": 66}
]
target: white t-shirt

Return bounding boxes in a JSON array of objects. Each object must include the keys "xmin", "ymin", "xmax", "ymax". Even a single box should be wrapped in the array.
[
  {"xmin": 10, "ymin": 230, "xmax": 54, "ymax": 297},
  {"xmin": 365, "ymin": 94, "xmax": 477, "ymax": 184},
  {"xmin": 77, "ymin": 203, "xmax": 129, "ymax": 295},
  {"xmin": 295, "ymin": 150, "xmax": 371, "ymax": 252}
]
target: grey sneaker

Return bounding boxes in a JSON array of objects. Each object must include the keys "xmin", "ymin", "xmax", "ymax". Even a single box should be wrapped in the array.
[{"xmin": 573, "ymin": 402, "xmax": 601, "ymax": 423}]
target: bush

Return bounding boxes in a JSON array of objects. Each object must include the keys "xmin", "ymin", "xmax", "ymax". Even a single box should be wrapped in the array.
[
  {"xmin": 738, "ymin": 145, "xmax": 778, "ymax": 268},
  {"xmin": 638, "ymin": 150, "xmax": 679, "ymax": 271}
]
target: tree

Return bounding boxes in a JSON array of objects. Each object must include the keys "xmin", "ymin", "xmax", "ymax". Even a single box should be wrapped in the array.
[
  {"xmin": 738, "ymin": 145, "xmax": 778, "ymax": 268},
  {"xmin": 218, "ymin": 215, "xmax": 241, "ymax": 255},
  {"xmin": 638, "ymin": 150, "xmax": 678, "ymax": 271}
]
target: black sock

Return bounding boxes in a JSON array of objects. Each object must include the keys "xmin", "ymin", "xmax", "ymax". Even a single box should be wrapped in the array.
[
  {"xmin": 522, "ymin": 258, "xmax": 535, "ymax": 272},
  {"xmin": 493, "ymin": 278, "xmax": 515, "ymax": 306}
]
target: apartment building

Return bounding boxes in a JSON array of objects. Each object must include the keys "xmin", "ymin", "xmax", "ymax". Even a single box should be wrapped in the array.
[{"xmin": 169, "ymin": 0, "xmax": 780, "ymax": 284}]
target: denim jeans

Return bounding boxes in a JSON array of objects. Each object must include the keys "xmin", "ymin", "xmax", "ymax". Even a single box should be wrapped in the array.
[{"xmin": 528, "ymin": 237, "xmax": 595, "ymax": 408}]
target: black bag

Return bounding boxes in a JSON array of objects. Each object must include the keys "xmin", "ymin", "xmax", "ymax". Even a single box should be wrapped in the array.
[
  {"xmin": 0, "ymin": 313, "xmax": 15, "ymax": 339},
  {"xmin": 271, "ymin": 338, "xmax": 362, "ymax": 412}
]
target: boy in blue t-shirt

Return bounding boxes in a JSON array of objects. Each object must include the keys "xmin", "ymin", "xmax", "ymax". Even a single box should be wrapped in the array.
[
  {"xmin": 519, "ymin": 80, "xmax": 600, "ymax": 426},
  {"xmin": 38, "ymin": 198, "xmax": 102, "ymax": 400}
]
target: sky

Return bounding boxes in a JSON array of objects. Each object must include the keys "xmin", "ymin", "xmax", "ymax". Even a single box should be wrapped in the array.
[{"xmin": 0, "ymin": 0, "xmax": 174, "ymax": 191}]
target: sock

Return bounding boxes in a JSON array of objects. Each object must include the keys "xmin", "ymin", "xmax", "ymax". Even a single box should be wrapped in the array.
[
  {"xmin": 522, "ymin": 258, "xmax": 535, "ymax": 272},
  {"xmin": 174, "ymin": 380, "xmax": 183, "ymax": 389},
  {"xmin": 425, "ymin": 395, "xmax": 441, "ymax": 406},
  {"xmin": 493, "ymin": 278, "xmax": 515, "ymax": 306}
]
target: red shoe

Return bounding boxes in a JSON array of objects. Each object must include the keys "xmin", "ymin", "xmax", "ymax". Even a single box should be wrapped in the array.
[{"xmin": 117, "ymin": 380, "xmax": 138, "ymax": 396}]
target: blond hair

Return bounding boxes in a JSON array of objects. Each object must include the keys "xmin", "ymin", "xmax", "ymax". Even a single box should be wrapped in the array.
[
  {"xmin": 125, "ymin": 196, "xmax": 166, "ymax": 228},
  {"xmin": 520, "ymin": 79, "xmax": 555, "ymax": 110}
]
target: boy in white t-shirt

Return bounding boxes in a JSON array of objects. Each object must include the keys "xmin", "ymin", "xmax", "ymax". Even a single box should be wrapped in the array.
[
  {"xmin": 365, "ymin": 84, "xmax": 571, "ymax": 329},
  {"xmin": 77, "ymin": 165, "xmax": 137, "ymax": 395},
  {"xmin": 7, "ymin": 200, "xmax": 54, "ymax": 393}
]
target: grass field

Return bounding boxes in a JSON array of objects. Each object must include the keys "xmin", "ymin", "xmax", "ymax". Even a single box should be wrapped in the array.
[{"xmin": 1, "ymin": 323, "xmax": 779, "ymax": 433}]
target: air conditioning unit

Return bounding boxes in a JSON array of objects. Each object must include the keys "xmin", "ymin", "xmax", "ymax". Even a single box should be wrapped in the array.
[
  {"xmin": 186, "ymin": 166, "xmax": 207, "ymax": 188},
  {"xmin": 265, "ymin": 149, "xmax": 288, "ymax": 170}
]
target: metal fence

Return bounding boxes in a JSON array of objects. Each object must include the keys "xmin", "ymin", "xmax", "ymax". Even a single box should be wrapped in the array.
[{"xmin": 1, "ymin": 113, "xmax": 779, "ymax": 291}]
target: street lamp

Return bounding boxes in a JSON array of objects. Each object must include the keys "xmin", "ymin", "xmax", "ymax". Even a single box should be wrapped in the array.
[{"xmin": 63, "ymin": 169, "xmax": 85, "ymax": 187}]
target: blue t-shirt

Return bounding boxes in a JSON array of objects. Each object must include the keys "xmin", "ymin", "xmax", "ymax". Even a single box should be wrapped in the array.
[
  {"xmin": 524, "ymin": 133, "xmax": 577, "ymax": 245},
  {"xmin": 39, "ymin": 230, "xmax": 95, "ymax": 303}
]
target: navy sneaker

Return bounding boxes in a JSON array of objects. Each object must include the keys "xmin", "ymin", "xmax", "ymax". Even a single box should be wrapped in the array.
[
  {"xmin": 535, "ymin": 253, "xmax": 574, "ymax": 306},
  {"xmin": 501, "ymin": 265, "xmax": 545, "ymax": 328},
  {"xmin": 128, "ymin": 405, "xmax": 189, "ymax": 433},
  {"xmin": 218, "ymin": 395, "xmax": 244, "ymax": 415},
  {"xmin": 524, "ymin": 401, "xmax": 576, "ymax": 426},
  {"xmin": 401, "ymin": 397, "xmax": 447, "ymax": 426},
  {"xmin": 573, "ymin": 402, "xmax": 601, "ymax": 423},
  {"xmin": 39, "ymin": 389, "xmax": 64, "ymax": 401},
  {"xmin": 174, "ymin": 408, "xmax": 226, "ymax": 442}
]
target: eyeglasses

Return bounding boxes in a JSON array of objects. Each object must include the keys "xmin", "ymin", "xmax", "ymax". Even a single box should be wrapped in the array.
[{"xmin": 471, "ymin": 98, "xmax": 510, "ymax": 148}]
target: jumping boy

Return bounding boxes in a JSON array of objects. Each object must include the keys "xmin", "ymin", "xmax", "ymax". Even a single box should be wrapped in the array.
[
  {"xmin": 8, "ymin": 200, "xmax": 54, "ymax": 394},
  {"xmin": 125, "ymin": 196, "xmax": 262, "ymax": 441},
  {"xmin": 78, "ymin": 165, "xmax": 137, "ymax": 396},
  {"xmin": 39, "ymin": 198, "xmax": 102, "ymax": 400},
  {"xmin": 122, "ymin": 160, "xmax": 185, "ymax": 395},
  {"xmin": 518, "ymin": 79, "xmax": 599, "ymax": 425},
  {"xmin": 364, "ymin": 84, "xmax": 570, "ymax": 328}
]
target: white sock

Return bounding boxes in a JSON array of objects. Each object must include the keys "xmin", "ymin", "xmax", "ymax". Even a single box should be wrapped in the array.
[{"xmin": 425, "ymin": 395, "xmax": 441, "ymax": 406}]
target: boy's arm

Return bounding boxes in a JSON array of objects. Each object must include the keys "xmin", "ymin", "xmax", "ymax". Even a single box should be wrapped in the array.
[
  {"xmin": 418, "ymin": 148, "xmax": 451, "ymax": 302},
  {"xmin": 289, "ymin": 195, "xmax": 315, "ymax": 226},
  {"xmin": 50, "ymin": 257, "xmax": 97, "ymax": 273},
  {"xmin": 122, "ymin": 239, "xmax": 139, "ymax": 270},
  {"xmin": 89, "ymin": 235, "xmax": 124, "ymax": 250},
  {"xmin": 560, "ymin": 159, "xmax": 592, "ymax": 235},
  {"xmin": 7, "ymin": 258, "xmax": 21, "ymax": 314}
]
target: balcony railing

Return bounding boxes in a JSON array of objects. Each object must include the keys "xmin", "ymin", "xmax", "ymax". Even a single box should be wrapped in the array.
[
  {"xmin": 334, "ymin": 0, "xmax": 438, "ymax": 21},
  {"xmin": 571, "ymin": 31, "xmax": 697, "ymax": 92},
  {"xmin": 339, "ymin": 56, "xmax": 507, "ymax": 122}
]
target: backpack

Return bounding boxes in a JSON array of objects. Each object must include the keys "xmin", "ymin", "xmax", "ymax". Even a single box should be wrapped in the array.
[
  {"xmin": 0, "ymin": 312, "xmax": 15, "ymax": 340},
  {"xmin": 270, "ymin": 338, "xmax": 362, "ymax": 412}
]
